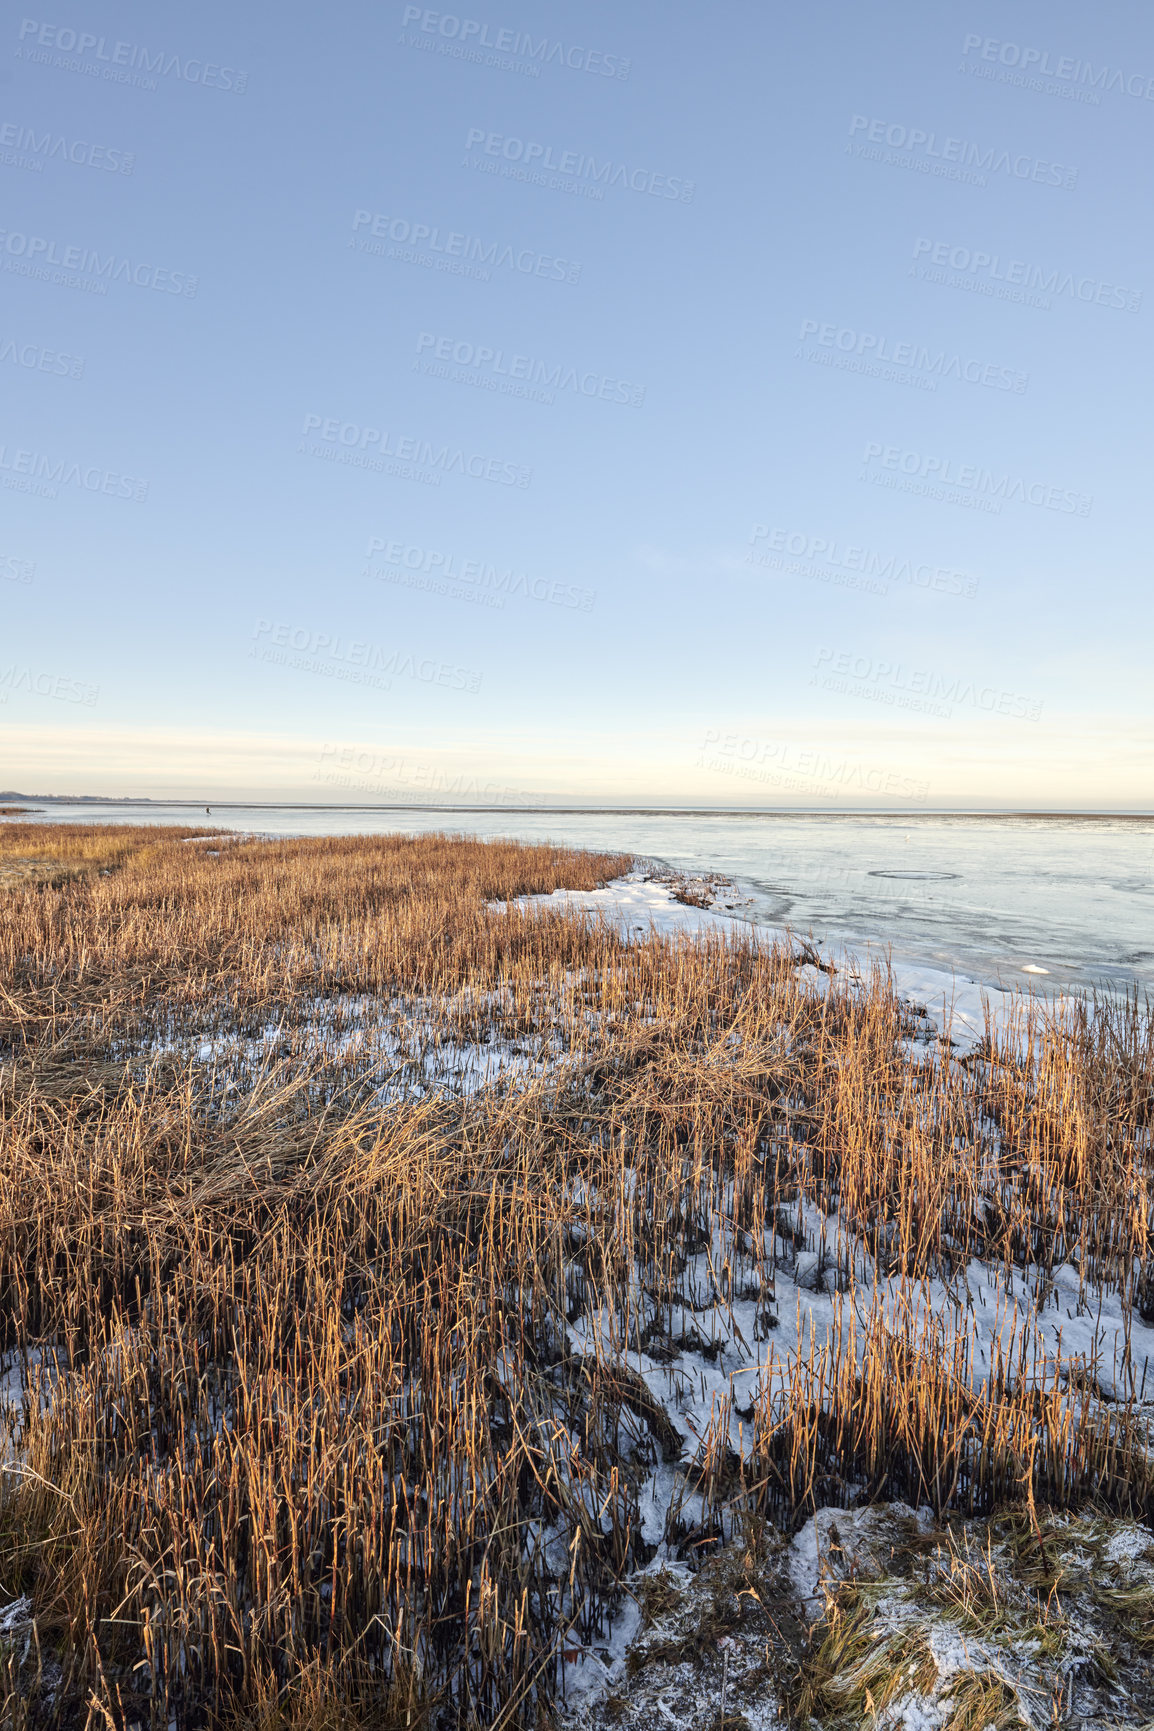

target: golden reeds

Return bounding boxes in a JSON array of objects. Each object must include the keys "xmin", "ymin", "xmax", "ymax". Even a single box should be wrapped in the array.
[{"xmin": 0, "ymin": 825, "xmax": 1149, "ymax": 1727}]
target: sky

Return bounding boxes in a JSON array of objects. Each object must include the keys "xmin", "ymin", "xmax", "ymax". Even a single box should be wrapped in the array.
[{"xmin": 1, "ymin": 0, "xmax": 1151, "ymax": 809}]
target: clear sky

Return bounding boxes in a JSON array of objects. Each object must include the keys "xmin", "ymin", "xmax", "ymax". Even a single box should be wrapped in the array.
[{"xmin": 1, "ymin": 0, "xmax": 1151, "ymax": 808}]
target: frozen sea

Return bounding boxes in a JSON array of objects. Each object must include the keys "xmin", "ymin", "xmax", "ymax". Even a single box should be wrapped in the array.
[{"xmin": 5, "ymin": 803, "xmax": 1152, "ymax": 1001}]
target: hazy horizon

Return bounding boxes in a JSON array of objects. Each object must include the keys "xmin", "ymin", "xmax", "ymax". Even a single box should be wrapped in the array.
[{"xmin": 6, "ymin": 791, "xmax": 1152, "ymax": 817}]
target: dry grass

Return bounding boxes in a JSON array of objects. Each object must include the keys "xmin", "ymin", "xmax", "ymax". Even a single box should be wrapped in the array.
[
  {"xmin": 0, "ymin": 824, "xmax": 1150, "ymax": 1728},
  {"xmin": 791, "ymin": 1589, "xmax": 938, "ymax": 1725},
  {"xmin": 939, "ymin": 1668, "xmax": 1025, "ymax": 1730},
  {"xmin": 0, "ymin": 820, "xmax": 209, "ymax": 891},
  {"xmin": 1093, "ymin": 1583, "xmax": 1154, "ymax": 1648}
]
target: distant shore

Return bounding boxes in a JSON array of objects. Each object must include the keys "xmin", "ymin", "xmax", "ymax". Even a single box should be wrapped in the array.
[{"xmin": 3, "ymin": 794, "xmax": 1153, "ymax": 818}]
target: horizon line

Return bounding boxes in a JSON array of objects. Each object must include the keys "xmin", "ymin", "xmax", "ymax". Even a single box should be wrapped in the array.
[{"xmin": 3, "ymin": 797, "xmax": 1153, "ymax": 820}]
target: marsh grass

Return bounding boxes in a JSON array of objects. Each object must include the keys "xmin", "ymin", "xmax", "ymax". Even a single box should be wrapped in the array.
[
  {"xmin": 0, "ymin": 820, "xmax": 215, "ymax": 892},
  {"xmin": 0, "ymin": 825, "xmax": 1150, "ymax": 1727},
  {"xmin": 939, "ymin": 1669, "xmax": 1025, "ymax": 1730},
  {"xmin": 791, "ymin": 1588, "xmax": 938, "ymax": 1725}
]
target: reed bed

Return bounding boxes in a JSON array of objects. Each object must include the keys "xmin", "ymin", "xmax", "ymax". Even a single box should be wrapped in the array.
[{"xmin": 0, "ymin": 825, "xmax": 1150, "ymax": 1729}]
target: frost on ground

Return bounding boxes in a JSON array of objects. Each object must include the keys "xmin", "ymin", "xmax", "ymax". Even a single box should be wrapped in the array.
[
  {"xmin": 562, "ymin": 1504, "xmax": 1154, "ymax": 1730},
  {"xmin": 4, "ymin": 834, "xmax": 1150, "ymax": 1731},
  {"xmin": 494, "ymin": 870, "xmax": 1154, "ymax": 1729},
  {"xmin": 133, "ymin": 984, "xmax": 571, "ymax": 1103},
  {"xmin": 135, "ymin": 865, "xmax": 1083, "ymax": 1105}
]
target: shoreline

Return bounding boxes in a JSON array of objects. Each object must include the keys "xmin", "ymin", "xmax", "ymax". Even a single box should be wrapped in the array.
[
  {"xmin": 516, "ymin": 862, "xmax": 1127, "ymax": 1050},
  {"xmin": 2, "ymin": 825, "xmax": 1153, "ymax": 1727},
  {"xmin": 4, "ymin": 796, "xmax": 1154, "ymax": 817},
  {"xmin": 5, "ymin": 807, "xmax": 1149, "ymax": 1003}
]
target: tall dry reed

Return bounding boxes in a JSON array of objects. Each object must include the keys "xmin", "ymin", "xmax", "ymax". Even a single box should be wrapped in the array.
[{"xmin": 0, "ymin": 826, "xmax": 1148, "ymax": 1728}]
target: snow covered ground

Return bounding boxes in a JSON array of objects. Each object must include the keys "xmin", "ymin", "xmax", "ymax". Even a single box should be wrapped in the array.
[
  {"xmin": 136, "ymin": 989, "xmax": 557, "ymax": 1102},
  {"xmin": 494, "ymin": 867, "xmax": 1078, "ymax": 1054},
  {"xmin": 487, "ymin": 863, "xmax": 1154, "ymax": 1727},
  {"xmin": 5, "ymin": 836, "xmax": 1149, "ymax": 1725},
  {"xmin": 562, "ymin": 1496, "xmax": 1154, "ymax": 1731}
]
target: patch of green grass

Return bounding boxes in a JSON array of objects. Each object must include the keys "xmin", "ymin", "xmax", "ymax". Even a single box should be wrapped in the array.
[
  {"xmin": 939, "ymin": 1668, "xmax": 1025, "ymax": 1730},
  {"xmin": 919, "ymin": 1518, "xmax": 1070, "ymax": 1662},
  {"xmin": 1093, "ymin": 1583, "xmax": 1154, "ymax": 1649},
  {"xmin": 792, "ymin": 1589, "xmax": 938, "ymax": 1726}
]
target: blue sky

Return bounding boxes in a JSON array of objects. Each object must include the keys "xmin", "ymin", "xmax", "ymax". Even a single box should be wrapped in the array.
[{"xmin": 1, "ymin": 0, "xmax": 1151, "ymax": 807}]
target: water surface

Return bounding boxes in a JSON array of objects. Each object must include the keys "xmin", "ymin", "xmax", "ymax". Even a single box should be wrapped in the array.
[{"xmin": 6, "ymin": 804, "xmax": 1151, "ymax": 999}]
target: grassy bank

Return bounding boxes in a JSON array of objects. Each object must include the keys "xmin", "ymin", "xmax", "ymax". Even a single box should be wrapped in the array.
[{"xmin": 0, "ymin": 826, "xmax": 1150, "ymax": 1729}]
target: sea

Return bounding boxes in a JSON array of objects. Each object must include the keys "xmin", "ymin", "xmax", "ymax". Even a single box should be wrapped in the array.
[{"xmin": 5, "ymin": 804, "xmax": 1152, "ymax": 1002}]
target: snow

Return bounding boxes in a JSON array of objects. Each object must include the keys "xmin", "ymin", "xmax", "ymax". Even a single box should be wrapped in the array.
[
  {"xmin": 0, "ymin": 1347, "xmax": 58, "ymax": 1465},
  {"xmin": 0, "ymin": 1597, "xmax": 32, "ymax": 1637},
  {"xmin": 788, "ymin": 1503, "xmax": 935, "ymax": 1615},
  {"xmin": 560, "ymin": 1595, "xmax": 644, "ymax": 1702},
  {"xmin": 565, "ymin": 1214, "xmax": 1154, "ymax": 1508},
  {"xmin": 490, "ymin": 873, "xmax": 745, "ymax": 942},
  {"xmin": 496, "ymin": 869, "xmax": 1086, "ymax": 1057},
  {"xmin": 136, "ymin": 986, "xmax": 571, "ymax": 1103},
  {"xmin": 1101, "ymin": 1522, "xmax": 1154, "ymax": 1572}
]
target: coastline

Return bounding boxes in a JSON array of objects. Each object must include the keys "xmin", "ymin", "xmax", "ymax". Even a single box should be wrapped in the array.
[
  {"xmin": 510, "ymin": 862, "xmax": 1084, "ymax": 1054},
  {"xmin": 6, "ymin": 802, "xmax": 1149, "ymax": 1003},
  {"xmin": 1, "ymin": 824, "xmax": 1153, "ymax": 1727}
]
